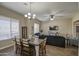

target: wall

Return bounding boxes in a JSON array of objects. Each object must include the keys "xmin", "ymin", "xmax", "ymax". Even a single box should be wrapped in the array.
[
  {"xmin": 26, "ymin": 18, "xmax": 41, "ymax": 38},
  {"xmin": 0, "ymin": 5, "xmax": 27, "ymax": 49},
  {"xmin": 72, "ymin": 12, "xmax": 79, "ymax": 22},
  {"xmin": 41, "ymin": 18, "xmax": 72, "ymax": 37}
]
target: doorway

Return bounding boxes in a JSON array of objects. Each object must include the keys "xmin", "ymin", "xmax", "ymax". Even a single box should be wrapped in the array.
[{"xmin": 73, "ymin": 20, "xmax": 79, "ymax": 56}]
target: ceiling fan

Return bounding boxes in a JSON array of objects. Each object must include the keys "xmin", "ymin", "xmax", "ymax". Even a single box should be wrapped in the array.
[
  {"xmin": 50, "ymin": 15, "xmax": 55, "ymax": 20},
  {"xmin": 43, "ymin": 10, "xmax": 66, "ymax": 20}
]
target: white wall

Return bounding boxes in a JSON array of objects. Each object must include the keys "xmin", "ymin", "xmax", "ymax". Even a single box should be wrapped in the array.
[
  {"xmin": 41, "ymin": 18, "xmax": 72, "ymax": 37},
  {"xmin": 72, "ymin": 12, "xmax": 79, "ymax": 22}
]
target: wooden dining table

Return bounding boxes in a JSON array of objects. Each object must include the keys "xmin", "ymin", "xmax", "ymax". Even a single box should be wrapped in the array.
[{"xmin": 13, "ymin": 38, "xmax": 44, "ymax": 56}]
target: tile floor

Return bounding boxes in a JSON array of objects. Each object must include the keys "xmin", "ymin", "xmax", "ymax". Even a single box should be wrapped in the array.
[{"xmin": 0, "ymin": 45, "xmax": 78, "ymax": 56}]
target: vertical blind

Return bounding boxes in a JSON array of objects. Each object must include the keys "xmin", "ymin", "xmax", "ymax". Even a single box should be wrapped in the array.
[{"xmin": 0, "ymin": 16, "xmax": 19, "ymax": 40}]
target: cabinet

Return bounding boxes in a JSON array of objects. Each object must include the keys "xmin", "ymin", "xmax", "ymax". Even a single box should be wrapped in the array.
[{"xmin": 22, "ymin": 27, "xmax": 27, "ymax": 39}]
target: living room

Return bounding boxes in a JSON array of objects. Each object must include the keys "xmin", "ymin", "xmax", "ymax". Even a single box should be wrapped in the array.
[{"xmin": 0, "ymin": 2, "xmax": 79, "ymax": 56}]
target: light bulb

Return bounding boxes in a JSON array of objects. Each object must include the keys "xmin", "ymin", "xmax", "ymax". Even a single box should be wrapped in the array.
[
  {"xmin": 33, "ymin": 14, "xmax": 36, "ymax": 17},
  {"xmin": 28, "ymin": 13, "xmax": 31, "ymax": 16},
  {"xmin": 24, "ymin": 14, "xmax": 27, "ymax": 17},
  {"xmin": 28, "ymin": 16, "xmax": 31, "ymax": 19}
]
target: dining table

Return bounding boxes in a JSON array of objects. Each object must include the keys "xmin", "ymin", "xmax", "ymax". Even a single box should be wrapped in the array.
[{"xmin": 13, "ymin": 38, "xmax": 45, "ymax": 56}]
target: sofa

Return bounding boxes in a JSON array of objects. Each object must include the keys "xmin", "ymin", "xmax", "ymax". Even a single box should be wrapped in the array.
[
  {"xmin": 39, "ymin": 35, "xmax": 65, "ymax": 48},
  {"xmin": 46, "ymin": 35, "xmax": 65, "ymax": 48}
]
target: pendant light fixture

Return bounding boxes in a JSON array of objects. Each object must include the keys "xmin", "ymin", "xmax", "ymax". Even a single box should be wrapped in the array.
[{"xmin": 24, "ymin": 2, "xmax": 36, "ymax": 19}]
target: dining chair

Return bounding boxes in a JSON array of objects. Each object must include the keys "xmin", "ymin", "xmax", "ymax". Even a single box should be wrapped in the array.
[
  {"xmin": 20, "ymin": 39, "xmax": 35, "ymax": 56},
  {"xmin": 43, "ymin": 38, "xmax": 47, "ymax": 56},
  {"xmin": 14, "ymin": 37, "xmax": 21, "ymax": 54},
  {"xmin": 39, "ymin": 38, "xmax": 47, "ymax": 56}
]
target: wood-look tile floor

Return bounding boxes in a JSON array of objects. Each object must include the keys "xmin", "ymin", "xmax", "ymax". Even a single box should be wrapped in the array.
[
  {"xmin": 0, "ymin": 45, "xmax": 78, "ymax": 56},
  {"xmin": 46, "ymin": 45, "xmax": 78, "ymax": 56}
]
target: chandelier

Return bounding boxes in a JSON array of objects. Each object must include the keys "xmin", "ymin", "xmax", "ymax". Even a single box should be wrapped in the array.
[{"xmin": 24, "ymin": 2, "xmax": 36, "ymax": 19}]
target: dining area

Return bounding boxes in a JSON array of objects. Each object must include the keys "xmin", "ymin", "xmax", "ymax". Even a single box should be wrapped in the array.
[{"xmin": 13, "ymin": 36, "xmax": 47, "ymax": 56}]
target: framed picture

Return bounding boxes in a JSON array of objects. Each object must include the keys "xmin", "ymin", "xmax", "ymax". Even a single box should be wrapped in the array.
[{"xmin": 49, "ymin": 26, "xmax": 59, "ymax": 30}]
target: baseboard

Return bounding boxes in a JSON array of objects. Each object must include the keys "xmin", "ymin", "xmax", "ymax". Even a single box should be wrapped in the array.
[{"xmin": 0, "ymin": 44, "xmax": 14, "ymax": 50}]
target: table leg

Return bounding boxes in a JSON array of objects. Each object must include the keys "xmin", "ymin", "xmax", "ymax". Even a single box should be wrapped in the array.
[{"xmin": 35, "ymin": 46, "xmax": 39, "ymax": 56}]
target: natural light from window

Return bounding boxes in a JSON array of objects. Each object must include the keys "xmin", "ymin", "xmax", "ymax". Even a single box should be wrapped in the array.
[
  {"xmin": 34, "ymin": 23, "xmax": 39, "ymax": 34},
  {"xmin": 0, "ymin": 16, "xmax": 19, "ymax": 41}
]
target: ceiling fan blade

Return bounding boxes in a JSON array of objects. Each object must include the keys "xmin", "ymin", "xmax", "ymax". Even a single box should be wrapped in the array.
[
  {"xmin": 55, "ymin": 13, "xmax": 68, "ymax": 17},
  {"xmin": 55, "ymin": 10, "xmax": 65, "ymax": 15},
  {"xmin": 51, "ymin": 10, "xmax": 65, "ymax": 15},
  {"xmin": 37, "ymin": 16, "xmax": 49, "ymax": 21},
  {"xmin": 43, "ymin": 15, "xmax": 48, "ymax": 17}
]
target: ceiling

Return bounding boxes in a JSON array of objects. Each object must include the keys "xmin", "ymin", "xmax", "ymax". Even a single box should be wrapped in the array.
[{"xmin": 0, "ymin": 2, "xmax": 78, "ymax": 21}]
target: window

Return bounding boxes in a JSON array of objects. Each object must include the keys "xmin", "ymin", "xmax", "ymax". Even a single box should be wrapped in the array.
[
  {"xmin": 34, "ymin": 23, "xmax": 39, "ymax": 34},
  {"xmin": 0, "ymin": 16, "xmax": 10, "ymax": 40},
  {"xmin": 0, "ymin": 16, "xmax": 19, "ymax": 41},
  {"xmin": 11, "ymin": 19, "xmax": 19, "ymax": 38}
]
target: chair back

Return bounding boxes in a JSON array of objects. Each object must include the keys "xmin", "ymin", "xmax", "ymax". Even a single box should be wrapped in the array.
[
  {"xmin": 20, "ymin": 38, "xmax": 30, "ymax": 47},
  {"xmin": 43, "ymin": 38, "xmax": 47, "ymax": 46},
  {"xmin": 19, "ymin": 38, "xmax": 22, "ymax": 44},
  {"xmin": 14, "ymin": 37, "xmax": 19, "ymax": 45}
]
